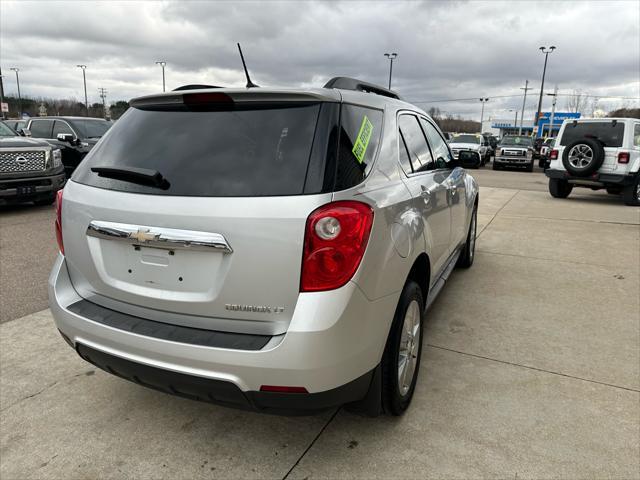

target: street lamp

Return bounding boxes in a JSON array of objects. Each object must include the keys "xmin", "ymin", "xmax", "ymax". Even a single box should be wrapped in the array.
[
  {"xmin": 534, "ymin": 46, "xmax": 556, "ymax": 136},
  {"xmin": 10, "ymin": 68, "xmax": 22, "ymax": 117},
  {"xmin": 479, "ymin": 98, "xmax": 489, "ymax": 129},
  {"xmin": 76, "ymin": 65, "xmax": 88, "ymax": 116},
  {"xmin": 383, "ymin": 53, "xmax": 397, "ymax": 90},
  {"xmin": 155, "ymin": 61, "xmax": 167, "ymax": 92}
]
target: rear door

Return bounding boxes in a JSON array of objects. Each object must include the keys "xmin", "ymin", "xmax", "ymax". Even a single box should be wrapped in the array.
[
  {"xmin": 397, "ymin": 113, "xmax": 451, "ymax": 277},
  {"xmin": 64, "ymin": 99, "xmax": 340, "ymax": 335}
]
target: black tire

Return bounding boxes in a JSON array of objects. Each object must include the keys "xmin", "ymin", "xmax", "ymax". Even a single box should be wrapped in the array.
[
  {"xmin": 33, "ymin": 194, "xmax": 56, "ymax": 206},
  {"xmin": 526, "ymin": 162, "xmax": 534, "ymax": 173},
  {"xmin": 549, "ymin": 178, "xmax": 573, "ymax": 198},
  {"xmin": 456, "ymin": 204, "xmax": 477, "ymax": 269},
  {"xmin": 492, "ymin": 162, "xmax": 500, "ymax": 171},
  {"xmin": 622, "ymin": 176, "xmax": 640, "ymax": 206},
  {"xmin": 381, "ymin": 280, "xmax": 424, "ymax": 416},
  {"xmin": 606, "ymin": 187, "xmax": 622, "ymax": 195},
  {"xmin": 561, "ymin": 138, "xmax": 605, "ymax": 177}
]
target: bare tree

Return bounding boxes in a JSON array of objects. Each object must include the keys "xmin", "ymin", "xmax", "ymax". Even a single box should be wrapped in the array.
[{"xmin": 565, "ymin": 90, "xmax": 589, "ymax": 113}]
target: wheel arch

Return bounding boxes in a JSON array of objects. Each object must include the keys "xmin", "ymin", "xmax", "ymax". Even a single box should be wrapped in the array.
[{"xmin": 406, "ymin": 252, "xmax": 430, "ymax": 307}]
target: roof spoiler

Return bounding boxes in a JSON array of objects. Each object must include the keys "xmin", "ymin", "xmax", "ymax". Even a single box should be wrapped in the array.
[{"xmin": 323, "ymin": 76, "xmax": 401, "ymax": 100}]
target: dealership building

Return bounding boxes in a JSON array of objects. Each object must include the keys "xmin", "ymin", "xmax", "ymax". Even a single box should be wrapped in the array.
[{"xmin": 482, "ymin": 111, "xmax": 581, "ymax": 138}]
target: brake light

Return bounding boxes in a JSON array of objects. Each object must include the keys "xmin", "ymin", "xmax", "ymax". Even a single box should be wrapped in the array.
[
  {"xmin": 301, "ymin": 201, "xmax": 374, "ymax": 292},
  {"xmin": 550, "ymin": 149, "xmax": 559, "ymax": 160},
  {"xmin": 618, "ymin": 152, "xmax": 630, "ymax": 164},
  {"xmin": 259, "ymin": 385, "xmax": 309, "ymax": 394},
  {"xmin": 183, "ymin": 92, "xmax": 233, "ymax": 105},
  {"xmin": 55, "ymin": 189, "xmax": 64, "ymax": 254}
]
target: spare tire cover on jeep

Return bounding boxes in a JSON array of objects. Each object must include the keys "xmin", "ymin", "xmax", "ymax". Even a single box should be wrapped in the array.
[{"xmin": 562, "ymin": 138, "xmax": 605, "ymax": 176}]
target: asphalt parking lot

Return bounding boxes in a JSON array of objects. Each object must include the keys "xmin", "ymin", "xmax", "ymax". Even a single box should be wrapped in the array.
[{"xmin": 1, "ymin": 169, "xmax": 639, "ymax": 479}]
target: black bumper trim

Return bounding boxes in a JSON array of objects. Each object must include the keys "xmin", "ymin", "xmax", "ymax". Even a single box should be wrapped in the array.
[
  {"xmin": 68, "ymin": 299, "xmax": 271, "ymax": 351},
  {"xmin": 545, "ymin": 169, "xmax": 638, "ymax": 186},
  {"xmin": 75, "ymin": 343, "xmax": 373, "ymax": 414}
]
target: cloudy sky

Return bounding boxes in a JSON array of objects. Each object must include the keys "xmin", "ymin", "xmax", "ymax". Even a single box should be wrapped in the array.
[{"xmin": 1, "ymin": 0, "xmax": 638, "ymax": 120}]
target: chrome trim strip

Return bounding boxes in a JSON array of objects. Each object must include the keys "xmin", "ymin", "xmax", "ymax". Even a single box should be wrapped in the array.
[{"xmin": 86, "ymin": 220, "xmax": 233, "ymax": 253}]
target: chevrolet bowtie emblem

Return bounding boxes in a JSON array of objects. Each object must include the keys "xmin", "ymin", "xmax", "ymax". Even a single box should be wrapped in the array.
[{"xmin": 129, "ymin": 228, "xmax": 158, "ymax": 243}]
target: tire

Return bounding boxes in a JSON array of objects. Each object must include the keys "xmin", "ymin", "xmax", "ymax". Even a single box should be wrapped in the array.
[
  {"xmin": 492, "ymin": 162, "xmax": 500, "ymax": 171},
  {"xmin": 33, "ymin": 194, "xmax": 56, "ymax": 206},
  {"xmin": 561, "ymin": 138, "xmax": 605, "ymax": 177},
  {"xmin": 606, "ymin": 187, "xmax": 622, "ymax": 195},
  {"xmin": 549, "ymin": 178, "xmax": 573, "ymax": 199},
  {"xmin": 456, "ymin": 204, "xmax": 477, "ymax": 268},
  {"xmin": 526, "ymin": 162, "xmax": 534, "ymax": 173},
  {"xmin": 622, "ymin": 176, "xmax": 640, "ymax": 206},
  {"xmin": 381, "ymin": 280, "xmax": 424, "ymax": 416}
]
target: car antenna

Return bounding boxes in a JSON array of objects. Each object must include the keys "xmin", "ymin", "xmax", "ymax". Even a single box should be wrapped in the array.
[{"xmin": 237, "ymin": 43, "xmax": 259, "ymax": 88}]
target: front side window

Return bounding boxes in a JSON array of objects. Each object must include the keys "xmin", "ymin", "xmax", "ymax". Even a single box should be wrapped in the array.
[
  {"xmin": 398, "ymin": 114, "xmax": 434, "ymax": 173},
  {"xmin": 71, "ymin": 119, "xmax": 111, "ymax": 139},
  {"xmin": 29, "ymin": 120, "xmax": 54, "ymax": 138},
  {"xmin": 53, "ymin": 121, "xmax": 74, "ymax": 137},
  {"xmin": 420, "ymin": 118, "xmax": 452, "ymax": 169},
  {"xmin": 560, "ymin": 122, "xmax": 625, "ymax": 148}
]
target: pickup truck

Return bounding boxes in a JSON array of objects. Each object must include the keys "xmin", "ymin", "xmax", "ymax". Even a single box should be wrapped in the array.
[{"xmin": 0, "ymin": 121, "xmax": 66, "ymax": 205}]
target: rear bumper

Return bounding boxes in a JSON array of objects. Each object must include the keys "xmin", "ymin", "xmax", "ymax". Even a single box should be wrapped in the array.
[
  {"xmin": 546, "ymin": 169, "xmax": 638, "ymax": 186},
  {"xmin": 49, "ymin": 255, "xmax": 397, "ymax": 413},
  {"xmin": 0, "ymin": 171, "xmax": 66, "ymax": 203}
]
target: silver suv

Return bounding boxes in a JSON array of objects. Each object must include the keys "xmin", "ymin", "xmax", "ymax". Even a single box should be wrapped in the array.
[{"xmin": 49, "ymin": 77, "xmax": 479, "ymax": 415}]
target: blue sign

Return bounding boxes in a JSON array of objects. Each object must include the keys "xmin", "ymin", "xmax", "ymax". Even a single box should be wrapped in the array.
[{"xmin": 537, "ymin": 111, "xmax": 580, "ymax": 137}]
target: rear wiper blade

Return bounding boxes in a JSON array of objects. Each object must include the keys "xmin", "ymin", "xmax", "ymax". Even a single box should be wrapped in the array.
[{"xmin": 91, "ymin": 166, "xmax": 170, "ymax": 190}]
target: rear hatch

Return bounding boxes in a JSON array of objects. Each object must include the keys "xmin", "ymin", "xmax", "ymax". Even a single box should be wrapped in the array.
[
  {"xmin": 557, "ymin": 120, "xmax": 625, "ymax": 174},
  {"xmin": 64, "ymin": 91, "xmax": 343, "ymax": 336}
]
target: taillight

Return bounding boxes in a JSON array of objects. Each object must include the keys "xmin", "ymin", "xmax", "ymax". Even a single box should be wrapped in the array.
[
  {"xmin": 550, "ymin": 149, "xmax": 559, "ymax": 160},
  {"xmin": 55, "ymin": 189, "xmax": 64, "ymax": 254},
  {"xmin": 618, "ymin": 152, "xmax": 630, "ymax": 164},
  {"xmin": 259, "ymin": 385, "xmax": 308, "ymax": 394},
  {"xmin": 301, "ymin": 201, "xmax": 374, "ymax": 292}
]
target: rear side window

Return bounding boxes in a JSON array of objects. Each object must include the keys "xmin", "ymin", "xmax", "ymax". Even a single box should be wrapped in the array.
[
  {"xmin": 398, "ymin": 114, "xmax": 434, "ymax": 172},
  {"xmin": 560, "ymin": 122, "xmax": 625, "ymax": 148},
  {"xmin": 29, "ymin": 120, "xmax": 53, "ymax": 138},
  {"xmin": 74, "ymin": 104, "xmax": 331, "ymax": 197},
  {"xmin": 334, "ymin": 105, "xmax": 383, "ymax": 191}
]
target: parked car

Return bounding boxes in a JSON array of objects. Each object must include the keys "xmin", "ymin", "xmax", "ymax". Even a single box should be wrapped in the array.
[
  {"xmin": 482, "ymin": 133, "xmax": 498, "ymax": 157},
  {"xmin": 0, "ymin": 120, "xmax": 66, "ymax": 205},
  {"xmin": 449, "ymin": 133, "xmax": 490, "ymax": 167},
  {"xmin": 538, "ymin": 137, "xmax": 555, "ymax": 168},
  {"xmin": 49, "ymin": 77, "xmax": 479, "ymax": 416},
  {"xmin": 546, "ymin": 118, "xmax": 639, "ymax": 206},
  {"xmin": 26, "ymin": 116, "xmax": 112, "ymax": 176},
  {"xmin": 3, "ymin": 119, "xmax": 28, "ymax": 135},
  {"xmin": 493, "ymin": 135, "xmax": 534, "ymax": 171}
]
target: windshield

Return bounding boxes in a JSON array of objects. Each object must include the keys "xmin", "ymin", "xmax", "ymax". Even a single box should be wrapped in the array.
[
  {"xmin": 0, "ymin": 123, "xmax": 17, "ymax": 137},
  {"xmin": 72, "ymin": 119, "xmax": 112, "ymax": 139},
  {"xmin": 500, "ymin": 136, "xmax": 532, "ymax": 147},
  {"xmin": 452, "ymin": 135, "xmax": 481, "ymax": 144}
]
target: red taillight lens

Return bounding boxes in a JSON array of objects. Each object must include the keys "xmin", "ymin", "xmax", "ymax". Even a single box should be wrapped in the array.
[
  {"xmin": 183, "ymin": 92, "xmax": 233, "ymax": 105},
  {"xmin": 550, "ymin": 149, "xmax": 559, "ymax": 160},
  {"xmin": 259, "ymin": 385, "xmax": 309, "ymax": 394},
  {"xmin": 55, "ymin": 189, "xmax": 64, "ymax": 254},
  {"xmin": 301, "ymin": 201, "xmax": 374, "ymax": 292},
  {"xmin": 618, "ymin": 152, "xmax": 630, "ymax": 164}
]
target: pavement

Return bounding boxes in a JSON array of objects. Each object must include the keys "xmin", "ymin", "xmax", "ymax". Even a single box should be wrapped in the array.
[{"xmin": 1, "ymin": 170, "xmax": 639, "ymax": 479}]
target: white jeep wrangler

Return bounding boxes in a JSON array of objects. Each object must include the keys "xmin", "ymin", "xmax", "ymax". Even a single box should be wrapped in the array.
[{"xmin": 545, "ymin": 118, "xmax": 640, "ymax": 206}]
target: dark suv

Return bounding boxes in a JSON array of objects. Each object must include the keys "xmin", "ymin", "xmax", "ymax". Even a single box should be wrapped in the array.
[{"xmin": 26, "ymin": 117, "xmax": 111, "ymax": 176}]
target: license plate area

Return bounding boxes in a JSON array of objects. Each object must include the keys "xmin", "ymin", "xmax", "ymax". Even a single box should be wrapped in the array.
[{"xmin": 16, "ymin": 185, "xmax": 36, "ymax": 195}]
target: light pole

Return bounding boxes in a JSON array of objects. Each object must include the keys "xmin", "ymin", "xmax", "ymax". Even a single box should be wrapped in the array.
[
  {"xmin": 508, "ymin": 110, "xmax": 519, "ymax": 135},
  {"xmin": 534, "ymin": 46, "xmax": 555, "ymax": 136},
  {"xmin": 155, "ymin": 61, "xmax": 167, "ymax": 92},
  {"xmin": 383, "ymin": 53, "xmax": 397, "ymax": 90},
  {"xmin": 479, "ymin": 98, "xmax": 489, "ymax": 130},
  {"xmin": 0, "ymin": 69, "xmax": 5, "ymax": 120},
  {"xmin": 519, "ymin": 80, "xmax": 532, "ymax": 135},
  {"xmin": 546, "ymin": 85, "xmax": 558, "ymax": 138},
  {"xmin": 77, "ymin": 65, "xmax": 88, "ymax": 116},
  {"xmin": 10, "ymin": 68, "xmax": 22, "ymax": 117}
]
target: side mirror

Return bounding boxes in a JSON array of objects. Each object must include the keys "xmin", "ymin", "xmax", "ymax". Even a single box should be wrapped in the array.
[
  {"xmin": 19, "ymin": 128, "xmax": 31, "ymax": 137},
  {"xmin": 458, "ymin": 150, "xmax": 481, "ymax": 168},
  {"xmin": 57, "ymin": 133, "xmax": 75, "ymax": 143}
]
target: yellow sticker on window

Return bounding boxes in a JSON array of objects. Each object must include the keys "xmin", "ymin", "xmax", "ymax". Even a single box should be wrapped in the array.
[{"xmin": 352, "ymin": 116, "xmax": 374, "ymax": 164}]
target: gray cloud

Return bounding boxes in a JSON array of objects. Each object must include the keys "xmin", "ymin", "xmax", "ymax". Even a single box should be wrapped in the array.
[{"xmin": 1, "ymin": 0, "xmax": 638, "ymax": 119}]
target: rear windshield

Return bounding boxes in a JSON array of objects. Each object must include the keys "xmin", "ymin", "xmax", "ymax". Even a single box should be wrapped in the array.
[
  {"xmin": 560, "ymin": 122, "xmax": 625, "ymax": 148},
  {"xmin": 73, "ymin": 101, "xmax": 382, "ymax": 197}
]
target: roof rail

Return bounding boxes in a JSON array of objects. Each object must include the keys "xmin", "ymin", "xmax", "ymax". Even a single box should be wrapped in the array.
[
  {"xmin": 172, "ymin": 84, "xmax": 222, "ymax": 91},
  {"xmin": 323, "ymin": 77, "xmax": 401, "ymax": 100}
]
